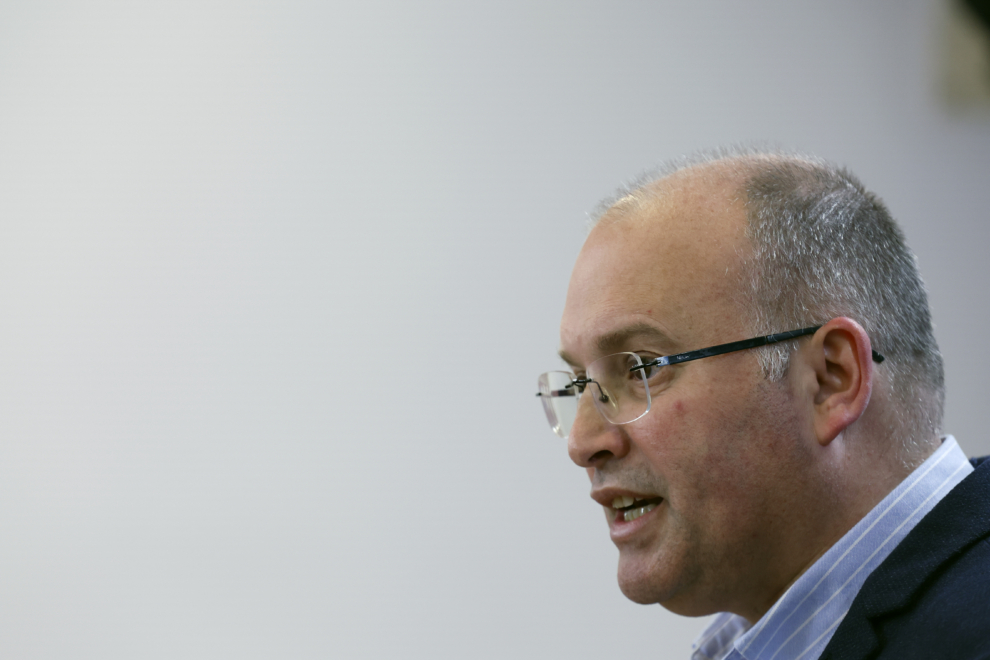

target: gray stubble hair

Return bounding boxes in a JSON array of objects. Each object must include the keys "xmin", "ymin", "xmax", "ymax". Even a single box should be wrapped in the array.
[{"xmin": 742, "ymin": 156, "xmax": 944, "ymax": 462}]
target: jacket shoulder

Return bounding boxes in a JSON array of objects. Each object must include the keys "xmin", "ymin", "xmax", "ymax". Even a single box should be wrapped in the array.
[
  {"xmin": 822, "ymin": 456, "xmax": 990, "ymax": 660},
  {"xmin": 871, "ymin": 536, "xmax": 990, "ymax": 658}
]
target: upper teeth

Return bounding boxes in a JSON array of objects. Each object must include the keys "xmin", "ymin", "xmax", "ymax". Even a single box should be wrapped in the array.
[{"xmin": 612, "ymin": 495, "xmax": 635, "ymax": 509}]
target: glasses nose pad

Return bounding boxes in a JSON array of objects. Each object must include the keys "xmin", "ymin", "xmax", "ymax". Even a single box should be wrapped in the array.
[{"xmin": 590, "ymin": 381, "xmax": 620, "ymax": 420}]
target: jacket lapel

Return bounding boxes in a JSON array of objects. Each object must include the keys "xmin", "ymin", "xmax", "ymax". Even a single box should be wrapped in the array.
[{"xmin": 819, "ymin": 457, "xmax": 990, "ymax": 660}]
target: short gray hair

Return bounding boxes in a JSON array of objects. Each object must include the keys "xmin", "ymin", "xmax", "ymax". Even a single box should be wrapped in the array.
[
  {"xmin": 743, "ymin": 156, "xmax": 944, "ymax": 451},
  {"xmin": 593, "ymin": 150, "xmax": 945, "ymax": 457}
]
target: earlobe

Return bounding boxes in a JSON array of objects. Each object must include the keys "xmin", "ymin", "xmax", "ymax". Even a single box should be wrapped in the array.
[{"xmin": 810, "ymin": 318, "xmax": 874, "ymax": 446}]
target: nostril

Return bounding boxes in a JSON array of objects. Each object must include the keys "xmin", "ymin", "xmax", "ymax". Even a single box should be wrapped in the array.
[{"xmin": 589, "ymin": 449, "xmax": 613, "ymax": 463}]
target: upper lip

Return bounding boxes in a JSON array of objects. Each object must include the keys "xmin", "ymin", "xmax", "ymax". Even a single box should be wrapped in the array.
[{"xmin": 590, "ymin": 487, "xmax": 663, "ymax": 508}]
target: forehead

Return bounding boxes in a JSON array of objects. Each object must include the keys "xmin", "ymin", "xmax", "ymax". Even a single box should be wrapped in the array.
[{"xmin": 560, "ymin": 170, "xmax": 753, "ymax": 362}]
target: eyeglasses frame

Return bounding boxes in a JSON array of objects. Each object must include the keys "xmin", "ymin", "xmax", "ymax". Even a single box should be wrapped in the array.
[{"xmin": 536, "ymin": 324, "xmax": 885, "ymax": 435}]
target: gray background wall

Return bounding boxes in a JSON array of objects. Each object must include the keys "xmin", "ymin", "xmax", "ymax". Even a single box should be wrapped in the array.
[{"xmin": 2, "ymin": 1, "xmax": 989, "ymax": 658}]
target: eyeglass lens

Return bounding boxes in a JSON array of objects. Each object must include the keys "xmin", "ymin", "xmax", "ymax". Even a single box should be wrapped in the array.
[{"xmin": 537, "ymin": 352, "xmax": 652, "ymax": 438}]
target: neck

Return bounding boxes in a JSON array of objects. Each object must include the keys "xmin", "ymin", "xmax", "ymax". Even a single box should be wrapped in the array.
[{"xmin": 740, "ymin": 429, "xmax": 941, "ymax": 624}]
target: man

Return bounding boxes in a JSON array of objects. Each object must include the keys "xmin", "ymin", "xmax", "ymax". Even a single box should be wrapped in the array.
[{"xmin": 536, "ymin": 152, "xmax": 990, "ymax": 659}]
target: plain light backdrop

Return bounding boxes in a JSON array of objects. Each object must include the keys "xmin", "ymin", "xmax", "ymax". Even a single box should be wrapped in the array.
[{"xmin": 1, "ymin": 1, "xmax": 989, "ymax": 658}]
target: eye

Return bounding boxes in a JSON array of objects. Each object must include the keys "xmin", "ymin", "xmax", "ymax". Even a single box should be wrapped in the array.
[
  {"xmin": 634, "ymin": 355, "xmax": 671, "ymax": 384},
  {"xmin": 641, "ymin": 362, "xmax": 662, "ymax": 380},
  {"xmin": 631, "ymin": 355, "xmax": 655, "ymax": 375}
]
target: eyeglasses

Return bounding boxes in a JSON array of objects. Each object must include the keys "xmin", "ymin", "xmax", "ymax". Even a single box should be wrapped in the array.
[{"xmin": 536, "ymin": 325, "xmax": 885, "ymax": 438}]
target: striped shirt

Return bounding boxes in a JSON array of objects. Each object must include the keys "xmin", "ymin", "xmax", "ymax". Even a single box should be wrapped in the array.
[{"xmin": 690, "ymin": 436, "xmax": 973, "ymax": 660}]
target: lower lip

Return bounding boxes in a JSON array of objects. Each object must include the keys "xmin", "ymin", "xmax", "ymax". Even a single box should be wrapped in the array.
[{"xmin": 609, "ymin": 500, "xmax": 664, "ymax": 541}]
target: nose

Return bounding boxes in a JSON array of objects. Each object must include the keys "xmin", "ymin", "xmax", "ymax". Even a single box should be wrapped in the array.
[{"xmin": 567, "ymin": 388, "xmax": 631, "ymax": 468}]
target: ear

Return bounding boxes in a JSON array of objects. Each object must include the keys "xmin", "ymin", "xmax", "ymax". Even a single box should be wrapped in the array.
[{"xmin": 806, "ymin": 317, "xmax": 875, "ymax": 446}]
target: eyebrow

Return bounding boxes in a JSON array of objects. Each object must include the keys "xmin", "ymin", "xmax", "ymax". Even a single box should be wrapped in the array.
[{"xmin": 558, "ymin": 322, "xmax": 678, "ymax": 367}]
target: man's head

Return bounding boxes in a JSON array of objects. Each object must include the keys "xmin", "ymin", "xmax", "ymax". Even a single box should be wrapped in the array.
[{"xmin": 553, "ymin": 152, "xmax": 943, "ymax": 622}]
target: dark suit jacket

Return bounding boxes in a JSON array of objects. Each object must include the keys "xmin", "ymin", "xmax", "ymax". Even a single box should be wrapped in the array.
[{"xmin": 820, "ymin": 456, "xmax": 990, "ymax": 660}]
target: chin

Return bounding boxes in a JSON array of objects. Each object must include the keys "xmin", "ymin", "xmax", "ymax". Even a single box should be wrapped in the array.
[
  {"xmin": 616, "ymin": 556, "xmax": 671, "ymax": 605},
  {"xmin": 618, "ymin": 580, "xmax": 662, "ymax": 605},
  {"xmin": 619, "ymin": 577, "xmax": 716, "ymax": 617},
  {"xmin": 616, "ymin": 553, "xmax": 707, "ymax": 615}
]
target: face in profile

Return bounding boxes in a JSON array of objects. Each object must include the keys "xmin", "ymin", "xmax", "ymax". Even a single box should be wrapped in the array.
[{"xmin": 557, "ymin": 177, "xmax": 812, "ymax": 618}]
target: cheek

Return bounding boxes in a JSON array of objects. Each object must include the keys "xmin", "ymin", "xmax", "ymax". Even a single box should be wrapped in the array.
[
  {"xmin": 662, "ymin": 392, "xmax": 773, "ymax": 515},
  {"xmin": 641, "ymin": 397, "xmax": 732, "ymax": 502},
  {"xmin": 663, "ymin": 395, "xmax": 738, "ymax": 468}
]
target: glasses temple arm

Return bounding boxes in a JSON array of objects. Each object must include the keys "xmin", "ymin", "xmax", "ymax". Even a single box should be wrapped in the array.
[{"xmin": 632, "ymin": 325, "xmax": 886, "ymax": 372}]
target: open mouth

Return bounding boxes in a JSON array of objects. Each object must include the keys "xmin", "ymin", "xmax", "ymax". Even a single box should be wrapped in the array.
[{"xmin": 612, "ymin": 495, "xmax": 663, "ymax": 522}]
